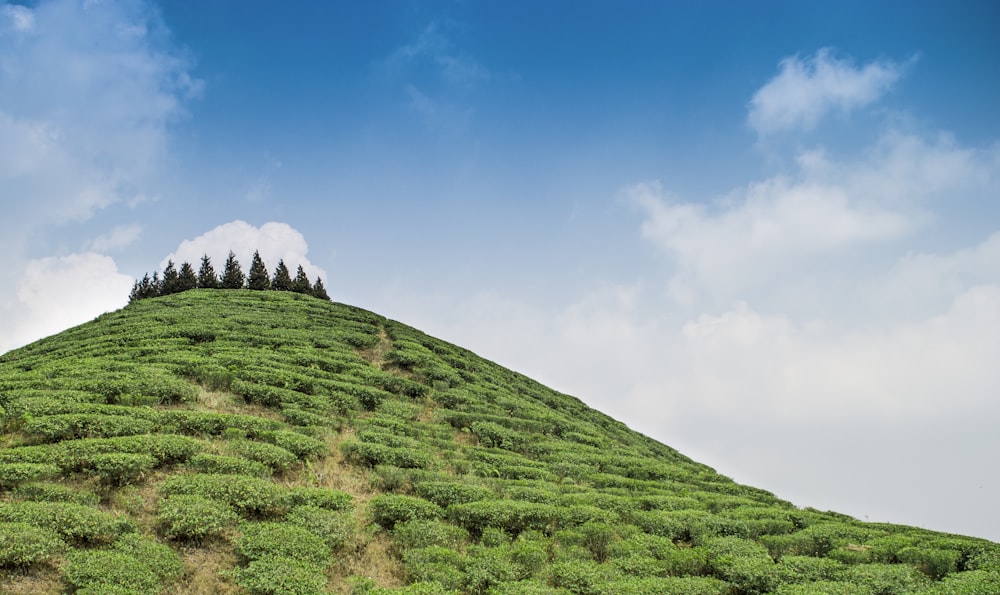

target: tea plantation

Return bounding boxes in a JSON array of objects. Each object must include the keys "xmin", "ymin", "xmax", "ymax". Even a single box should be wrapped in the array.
[{"xmin": 0, "ymin": 290, "xmax": 996, "ymax": 594}]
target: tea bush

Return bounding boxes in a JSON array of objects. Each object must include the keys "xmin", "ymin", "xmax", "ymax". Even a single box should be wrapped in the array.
[
  {"xmin": 231, "ymin": 555, "xmax": 328, "ymax": 595},
  {"xmin": 157, "ymin": 494, "xmax": 240, "ymax": 540},
  {"xmin": 187, "ymin": 453, "xmax": 271, "ymax": 477},
  {"xmin": 111, "ymin": 533, "xmax": 183, "ymax": 581},
  {"xmin": 286, "ymin": 505, "xmax": 354, "ymax": 549},
  {"xmin": 228, "ymin": 440, "xmax": 299, "ymax": 471},
  {"xmin": 236, "ymin": 521, "xmax": 332, "ymax": 566},
  {"xmin": 393, "ymin": 518, "xmax": 469, "ymax": 550},
  {"xmin": 65, "ymin": 549, "xmax": 161, "ymax": 594},
  {"xmin": 158, "ymin": 473, "xmax": 288, "ymax": 517},
  {"xmin": 448, "ymin": 500, "xmax": 559, "ymax": 537},
  {"xmin": 0, "ymin": 500, "xmax": 136, "ymax": 544},
  {"xmin": 415, "ymin": 481, "xmax": 498, "ymax": 508},
  {"xmin": 89, "ymin": 452, "xmax": 157, "ymax": 485},
  {"xmin": 369, "ymin": 494, "xmax": 444, "ymax": 529},
  {"xmin": 0, "ymin": 462, "xmax": 60, "ymax": 488},
  {"xmin": 705, "ymin": 536, "xmax": 779, "ymax": 594},
  {"xmin": 259, "ymin": 429, "xmax": 327, "ymax": 458},
  {"xmin": 0, "ymin": 521, "xmax": 65, "ymax": 567},
  {"xmin": 11, "ymin": 481, "xmax": 100, "ymax": 505},
  {"xmin": 23, "ymin": 413, "xmax": 155, "ymax": 442},
  {"xmin": 402, "ymin": 546, "xmax": 466, "ymax": 591}
]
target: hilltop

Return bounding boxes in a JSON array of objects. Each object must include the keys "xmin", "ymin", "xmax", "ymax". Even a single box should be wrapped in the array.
[{"xmin": 0, "ymin": 290, "xmax": 997, "ymax": 594}]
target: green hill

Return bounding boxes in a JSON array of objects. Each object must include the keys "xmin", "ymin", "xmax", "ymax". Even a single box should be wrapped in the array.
[{"xmin": 0, "ymin": 290, "xmax": 996, "ymax": 594}]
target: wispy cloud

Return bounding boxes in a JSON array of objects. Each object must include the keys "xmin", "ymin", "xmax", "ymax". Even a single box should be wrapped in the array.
[
  {"xmin": 381, "ymin": 19, "xmax": 491, "ymax": 134},
  {"xmin": 385, "ymin": 20, "xmax": 490, "ymax": 88},
  {"xmin": 748, "ymin": 48, "xmax": 905, "ymax": 136},
  {"xmin": 85, "ymin": 223, "xmax": 143, "ymax": 252}
]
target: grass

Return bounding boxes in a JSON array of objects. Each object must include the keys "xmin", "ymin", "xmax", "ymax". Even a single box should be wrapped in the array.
[{"xmin": 0, "ymin": 289, "xmax": 996, "ymax": 594}]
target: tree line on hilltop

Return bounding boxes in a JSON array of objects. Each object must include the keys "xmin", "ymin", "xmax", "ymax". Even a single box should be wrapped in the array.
[{"xmin": 129, "ymin": 250, "xmax": 330, "ymax": 303}]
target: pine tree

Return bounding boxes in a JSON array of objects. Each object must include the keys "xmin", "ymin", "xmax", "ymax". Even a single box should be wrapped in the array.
[
  {"xmin": 197, "ymin": 254, "xmax": 219, "ymax": 288},
  {"xmin": 272, "ymin": 259, "xmax": 292, "ymax": 291},
  {"xmin": 291, "ymin": 265, "xmax": 311, "ymax": 294},
  {"xmin": 311, "ymin": 277, "xmax": 330, "ymax": 301},
  {"xmin": 247, "ymin": 250, "xmax": 270, "ymax": 290},
  {"xmin": 128, "ymin": 275, "xmax": 147, "ymax": 303},
  {"xmin": 221, "ymin": 251, "xmax": 245, "ymax": 289},
  {"xmin": 161, "ymin": 260, "xmax": 181, "ymax": 295},
  {"xmin": 178, "ymin": 262, "xmax": 198, "ymax": 292},
  {"xmin": 151, "ymin": 271, "xmax": 162, "ymax": 296}
]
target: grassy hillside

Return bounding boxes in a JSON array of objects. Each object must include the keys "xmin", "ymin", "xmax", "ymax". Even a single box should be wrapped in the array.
[{"xmin": 0, "ymin": 290, "xmax": 996, "ymax": 594}]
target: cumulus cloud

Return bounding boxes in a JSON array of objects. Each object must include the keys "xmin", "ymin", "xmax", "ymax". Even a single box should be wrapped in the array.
[
  {"xmin": 162, "ymin": 220, "xmax": 327, "ymax": 282},
  {"xmin": 0, "ymin": 253, "xmax": 134, "ymax": 354},
  {"xmin": 748, "ymin": 48, "xmax": 904, "ymax": 136}
]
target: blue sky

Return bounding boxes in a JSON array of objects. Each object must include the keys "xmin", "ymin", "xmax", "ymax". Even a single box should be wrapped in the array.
[{"xmin": 2, "ymin": 0, "xmax": 999, "ymax": 541}]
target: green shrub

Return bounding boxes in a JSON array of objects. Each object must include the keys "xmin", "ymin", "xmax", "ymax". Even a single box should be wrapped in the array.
[
  {"xmin": 341, "ymin": 441, "xmax": 435, "ymax": 470},
  {"xmin": 394, "ymin": 519, "xmax": 469, "ymax": 550},
  {"xmin": 403, "ymin": 546, "xmax": 466, "ymax": 590},
  {"xmin": 548, "ymin": 560, "xmax": 607, "ymax": 595},
  {"xmin": 778, "ymin": 555, "xmax": 846, "ymax": 582},
  {"xmin": 23, "ymin": 413, "xmax": 155, "ymax": 442},
  {"xmin": 89, "ymin": 452, "xmax": 157, "ymax": 485},
  {"xmin": 228, "ymin": 440, "xmax": 299, "ymax": 471},
  {"xmin": 898, "ymin": 545, "xmax": 961, "ymax": 579},
  {"xmin": 260, "ymin": 430, "xmax": 327, "ymax": 458},
  {"xmin": 157, "ymin": 494, "xmax": 240, "ymax": 540},
  {"xmin": 921, "ymin": 569, "xmax": 1000, "ymax": 594},
  {"xmin": 287, "ymin": 486, "xmax": 354, "ymax": 510},
  {"xmin": 0, "ymin": 500, "xmax": 135, "ymax": 544},
  {"xmin": 464, "ymin": 546, "xmax": 519, "ymax": 594},
  {"xmin": 0, "ymin": 463, "xmax": 60, "ymax": 488},
  {"xmin": 11, "ymin": 482, "xmax": 100, "ymax": 505},
  {"xmin": 188, "ymin": 453, "xmax": 271, "ymax": 477},
  {"xmin": 286, "ymin": 505, "xmax": 354, "ymax": 549},
  {"xmin": 448, "ymin": 500, "xmax": 558, "ymax": 537},
  {"xmin": 0, "ymin": 521, "xmax": 65, "ymax": 567},
  {"xmin": 416, "ymin": 482, "xmax": 497, "ymax": 508},
  {"xmin": 236, "ymin": 522, "xmax": 331, "ymax": 566},
  {"xmin": 845, "ymin": 562, "xmax": 930, "ymax": 593},
  {"xmin": 601, "ymin": 575, "xmax": 732, "ymax": 595},
  {"xmin": 65, "ymin": 549, "xmax": 161, "ymax": 595},
  {"xmin": 159, "ymin": 473, "xmax": 288, "ymax": 517},
  {"xmin": 704, "ymin": 536, "xmax": 778, "ymax": 594},
  {"xmin": 470, "ymin": 421, "xmax": 520, "ymax": 449},
  {"xmin": 369, "ymin": 494, "xmax": 444, "ymax": 530},
  {"xmin": 112, "ymin": 533, "xmax": 183, "ymax": 581},
  {"xmin": 231, "ymin": 555, "xmax": 328, "ymax": 595}
]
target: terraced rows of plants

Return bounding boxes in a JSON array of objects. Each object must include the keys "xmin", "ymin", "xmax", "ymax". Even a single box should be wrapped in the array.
[{"xmin": 0, "ymin": 289, "xmax": 997, "ymax": 594}]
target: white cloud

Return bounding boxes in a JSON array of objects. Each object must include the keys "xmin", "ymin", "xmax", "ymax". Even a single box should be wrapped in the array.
[
  {"xmin": 0, "ymin": 0, "xmax": 198, "ymax": 235},
  {"xmin": 629, "ymin": 128, "xmax": 1000, "ymax": 312},
  {"xmin": 0, "ymin": 253, "xmax": 134, "ymax": 354},
  {"xmin": 0, "ymin": 0, "xmax": 197, "ymax": 355},
  {"xmin": 748, "ymin": 48, "xmax": 904, "ymax": 135},
  {"xmin": 85, "ymin": 223, "xmax": 143, "ymax": 252},
  {"xmin": 162, "ymin": 220, "xmax": 327, "ymax": 283}
]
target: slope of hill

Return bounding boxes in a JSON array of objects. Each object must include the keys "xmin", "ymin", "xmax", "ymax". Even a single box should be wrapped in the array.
[{"xmin": 0, "ymin": 290, "xmax": 997, "ymax": 594}]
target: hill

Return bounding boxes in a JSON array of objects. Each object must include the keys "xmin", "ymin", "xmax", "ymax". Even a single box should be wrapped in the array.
[{"xmin": 0, "ymin": 290, "xmax": 997, "ymax": 594}]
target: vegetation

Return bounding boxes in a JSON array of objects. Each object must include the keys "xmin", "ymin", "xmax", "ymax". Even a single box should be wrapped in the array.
[
  {"xmin": 129, "ymin": 251, "xmax": 330, "ymax": 303},
  {"xmin": 0, "ymin": 289, "xmax": 996, "ymax": 593}
]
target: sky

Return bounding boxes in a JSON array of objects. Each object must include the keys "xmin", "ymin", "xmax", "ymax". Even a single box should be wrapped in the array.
[{"xmin": 1, "ymin": 0, "xmax": 999, "ymax": 541}]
